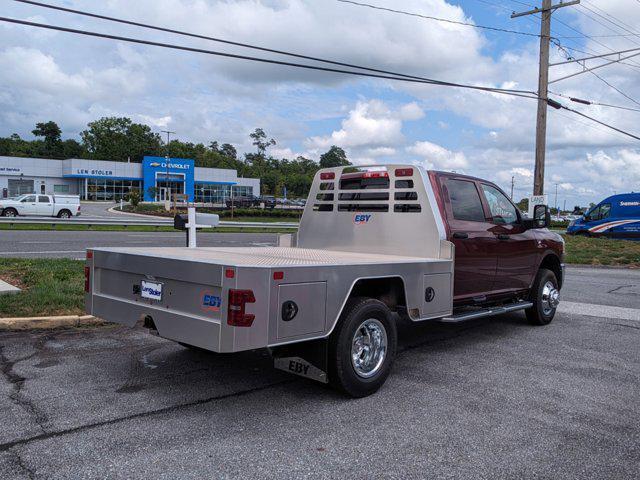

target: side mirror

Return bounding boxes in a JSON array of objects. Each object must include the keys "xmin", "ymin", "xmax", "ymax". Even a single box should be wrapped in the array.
[{"xmin": 533, "ymin": 204, "xmax": 551, "ymax": 228}]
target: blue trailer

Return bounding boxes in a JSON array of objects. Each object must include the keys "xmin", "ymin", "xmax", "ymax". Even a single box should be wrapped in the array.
[{"xmin": 567, "ymin": 193, "xmax": 640, "ymax": 239}]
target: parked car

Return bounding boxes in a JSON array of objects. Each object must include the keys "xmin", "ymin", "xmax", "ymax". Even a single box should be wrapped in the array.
[
  {"xmin": 0, "ymin": 194, "xmax": 81, "ymax": 218},
  {"xmin": 225, "ymin": 195, "xmax": 276, "ymax": 209},
  {"xmin": 85, "ymin": 165, "xmax": 563, "ymax": 397},
  {"xmin": 225, "ymin": 195, "xmax": 258, "ymax": 209},
  {"xmin": 567, "ymin": 192, "xmax": 640, "ymax": 239},
  {"xmin": 259, "ymin": 195, "xmax": 276, "ymax": 209}
]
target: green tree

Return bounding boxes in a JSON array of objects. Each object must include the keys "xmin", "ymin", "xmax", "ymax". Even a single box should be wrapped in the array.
[
  {"xmin": 515, "ymin": 198, "xmax": 528, "ymax": 212},
  {"xmin": 249, "ymin": 128, "xmax": 276, "ymax": 156},
  {"xmin": 319, "ymin": 145, "xmax": 350, "ymax": 168},
  {"xmin": 32, "ymin": 121, "xmax": 62, "ymax": 157},
  {"xmin": 80, "ymin": 117, "xmax": 162, "ymax": 162}
]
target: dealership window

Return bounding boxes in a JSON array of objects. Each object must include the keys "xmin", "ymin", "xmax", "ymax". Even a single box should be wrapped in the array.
[
  {"xmin": 53, "ymin": 184, "xmax": 69, "ymax": 193},
  {"xmin": 85, "ymin": 178, "xmax": 141, "ymax": 200},
  {"xmin": 194, "ymin": 184, "xmax": 253, "ymax": 204}
]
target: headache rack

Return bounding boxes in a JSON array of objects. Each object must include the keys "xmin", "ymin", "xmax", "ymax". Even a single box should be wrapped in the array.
[{"xmin": 298, "ymin": 165, "xmax": 450, "ymax": 260}]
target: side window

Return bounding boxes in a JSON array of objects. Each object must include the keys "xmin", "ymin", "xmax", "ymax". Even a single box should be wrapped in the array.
[
  {"xmin": 599, "ymin": 203, "xmax": 611, "ymax": 220},
  {"xmin": 586, "ymin": 206, "xmax": 604, "ymax": 221},
  {"xmin": 481, "ymin": 184, "xmax": 518, "ymax": 224},
  {"xmin": 446, "ymin": 179, "xmax": 486, "ymax": 222},
  {"xmin": 22, "ymin": 195, "xmax": 36, "ymax": 203},
  {"xmin": 38, "ymin": 195, "xmax": 50, "ymax": 203}
]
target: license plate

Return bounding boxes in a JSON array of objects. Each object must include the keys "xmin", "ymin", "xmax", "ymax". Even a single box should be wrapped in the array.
[{"xmin": 141, "ymin": 280, "xmax": 163, "ymax": 301}]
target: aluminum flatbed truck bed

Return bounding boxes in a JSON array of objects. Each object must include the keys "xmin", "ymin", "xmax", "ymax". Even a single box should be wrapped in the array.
[{"xmin": 87, "ymin": 245, "xmax": 453, "ymax": 353}]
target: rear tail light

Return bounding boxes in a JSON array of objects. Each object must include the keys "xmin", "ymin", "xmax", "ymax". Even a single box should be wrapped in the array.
[
  {"xmin": 86, "ymin": 250, "xmax": 93, "ymax": 259},
  {"xmin": 84, "ymin": 266, "xmax": 90, "ymax": 293},
  {"xmin": 320, "ymin": 172, "xmax": 335, "ymax": 180},
  {"xmin": 227, "ymin": 289, "xmax": 256, "ymax": 327},
  {"xmin": 362, "ymin": 171, "xmax": 389, "ymax": 179},
  {"xmin": 395, "ymin": 168, "xmax": 413, "ymax": 177}
]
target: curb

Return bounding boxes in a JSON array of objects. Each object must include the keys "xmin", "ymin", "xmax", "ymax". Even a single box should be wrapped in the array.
[
  {"xmin": 106, "ymin": 206, "xmax": 167, "ymax": 219},
  {"xmin": 0, "ymin": 315, "xmax": 105, "ymax": 331}
]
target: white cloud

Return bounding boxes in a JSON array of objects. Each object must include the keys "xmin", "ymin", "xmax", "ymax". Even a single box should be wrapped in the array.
[
  {"xmin": 306, "ymin": 99, "xmax": 417, "ymax": 150},
  {"xmin": 407, "ymin": 140, "xmax": 468, "ymax": 170}
]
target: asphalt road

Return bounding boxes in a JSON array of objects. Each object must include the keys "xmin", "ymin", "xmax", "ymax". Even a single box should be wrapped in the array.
[
  {"xmin": 0, "ymin": 265, "xmax": 639, "ymax": 478},
  {"xmin": 0, "ymin": 231, "xmax": 278, "ymax": 259}
]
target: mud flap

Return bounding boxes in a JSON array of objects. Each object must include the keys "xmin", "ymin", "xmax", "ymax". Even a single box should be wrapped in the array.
[{"xmin": 271, "ymin": 339, "xmax": 329, "ymax": 384}]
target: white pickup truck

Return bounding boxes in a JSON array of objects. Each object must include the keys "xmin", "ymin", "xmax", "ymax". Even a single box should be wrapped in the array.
[
  {"xmin": 85, "ymin": 165, "xmax": 563, "ymax": 397},
  {"xmin": 0, "ymin": 194, "xmax": 81, "ymax": 218}
]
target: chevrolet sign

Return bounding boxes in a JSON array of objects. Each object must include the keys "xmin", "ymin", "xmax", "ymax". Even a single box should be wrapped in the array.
[{"xmin": 148, "ymin": 161, "xmax": 190, "ymax": 170}]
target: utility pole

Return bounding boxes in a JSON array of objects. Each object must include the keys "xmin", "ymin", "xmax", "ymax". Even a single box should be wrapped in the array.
[
  {"xmin": 511, "ymin": 0, "xmax": 580, "ymax": 196},
  {"xmin": 510, "ymin": 176, "xmax": 514, "ymax": 200},
  {"xmin": 554, "ymin": 183, "xmax": 558, "ymax": 218}
]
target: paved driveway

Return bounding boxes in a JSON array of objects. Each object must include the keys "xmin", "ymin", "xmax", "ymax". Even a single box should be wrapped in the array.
[{"xmin": 0, "ymin": 267, "xmax": 638, "ymax": 479}]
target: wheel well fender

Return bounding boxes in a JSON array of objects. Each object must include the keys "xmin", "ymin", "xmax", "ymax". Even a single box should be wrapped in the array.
[
  {"xmin": 538, "ymin": 254, "xmax": 563, "ymax": 288},
  {"xmin": 331, "ymin": 276, "xmax": 408, "ymax": 332}
]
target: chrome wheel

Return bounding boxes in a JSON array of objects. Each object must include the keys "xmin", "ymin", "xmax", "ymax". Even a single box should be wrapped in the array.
[
  {"xmin": 541, "ymin": 281, "xmax": 560, "ymax": 316},
  {"xmin": 59, "ymin": 211, "xmax": 70, "ymax": 218},
  {"xmin": 351, "ymin": 318, "xmax": 387, "ymax": 378}
]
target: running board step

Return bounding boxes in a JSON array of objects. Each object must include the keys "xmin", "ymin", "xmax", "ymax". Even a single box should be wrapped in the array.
[{"xmin": 439, "ymin": 301, "xmax": 533, "ymax": 323}]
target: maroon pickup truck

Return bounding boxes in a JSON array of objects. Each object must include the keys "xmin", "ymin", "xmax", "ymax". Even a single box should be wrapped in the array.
[{"xmin": 429, "ymin": 170, "xmax": 564, "ymax": 323}]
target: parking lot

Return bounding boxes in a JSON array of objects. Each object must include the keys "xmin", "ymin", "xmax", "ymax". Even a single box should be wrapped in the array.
[{"xmin": 1, "ymin": 267, "xmax": 638, "ymax": 479}]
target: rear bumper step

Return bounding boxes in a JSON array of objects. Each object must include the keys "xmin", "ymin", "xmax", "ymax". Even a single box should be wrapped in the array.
[{"xmin": 439, "ymin": 301, "xmax": 533, "ymax": 323}]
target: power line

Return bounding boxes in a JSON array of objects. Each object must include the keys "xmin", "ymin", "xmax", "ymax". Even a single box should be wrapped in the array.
[
  {"xmin": 336, "ymin": 0, "xmax": 543, "ymax": 38},
  {"xmin": 586, "ymin": 69, "xmax": 640, "ymax": 108},
  {"xmin": 508, "ymin": 1, "xmax": 640, "ymax": 71},
  {"xmin": 560, "ymin": 104, "xmax": 640, "ymax": 141},
  {"xmin": 0, "ymin": 15, "xmax": 539, "ymax": 99},
  {"xmin": 5, "ymin": 8, "xmax": 640, "ymax": 143},
  {"xmin": 580, "ymin": 1, "xmax": 640, "ymax": 41},
  {"xmin": 548, "ymin": 90, "xmax": 640, "ymax": 113},
  {"xmin": 11, "ymin": 0, "xmax": 535, "ymax": 96},
  {"xmin": 552, "ymin": 41, "xmax": 640, "ymax": 108}
]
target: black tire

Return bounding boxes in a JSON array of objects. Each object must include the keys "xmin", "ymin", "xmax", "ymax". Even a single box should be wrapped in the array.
[
  {"xmin": 2, "ymin": 208, "xmax": 17, "ymax": 217},
  {"xmin": 526, "ymin": 268, "xmax": 560, "ymax": 326},
  {"xmin": 329, "ymin": 297, "xmax": 397, "ymax": 398},
  {"xmin": 57, "ymin": 209, "xmax": 71, "ymax": 219}
]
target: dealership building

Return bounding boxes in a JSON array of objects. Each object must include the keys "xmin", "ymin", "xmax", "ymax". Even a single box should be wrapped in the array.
[{"xmin": 0, "ymin": 156, "xmax": 260, "ymax": 202}]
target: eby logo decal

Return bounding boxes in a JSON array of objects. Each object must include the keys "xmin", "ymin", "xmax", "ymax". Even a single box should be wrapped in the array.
[
  {"xmin": 201, "ymin": 292, "xmax": 222, "ymax": 312},
  {"xmin": 354, "ymin": 214, "xmax": 372, "ymax": 224}
]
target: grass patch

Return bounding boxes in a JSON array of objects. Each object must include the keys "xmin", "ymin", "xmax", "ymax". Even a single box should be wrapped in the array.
[
  {"xmin": 563, "ymin": 234, "xmax": 640, "ymax": 267},
  {"xmin": 0, "ymin": 258, "xmax": 85, "ymax": 318}
]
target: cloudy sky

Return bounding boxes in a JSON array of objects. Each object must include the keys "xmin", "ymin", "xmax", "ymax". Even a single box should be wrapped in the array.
[{"xmin": 1, "ymin": 0, "xmax": 640, "ymax": 207}]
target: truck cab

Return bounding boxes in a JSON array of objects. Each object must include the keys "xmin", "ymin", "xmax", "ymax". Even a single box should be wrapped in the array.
[
  {"xmin": 567, "ymin": 192, "xmax": 640, "ymax": 239},
  {"xmin": 429, "ymin": 171, "xmax": 564, "ymax": 305}
]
